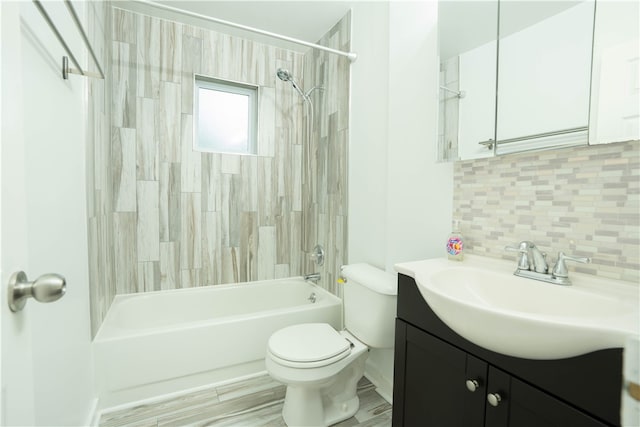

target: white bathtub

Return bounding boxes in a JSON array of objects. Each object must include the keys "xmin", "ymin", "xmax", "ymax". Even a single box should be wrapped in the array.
[{"xmin": 93, "ymin": 278, "xmax": 342, "ymax": 408}]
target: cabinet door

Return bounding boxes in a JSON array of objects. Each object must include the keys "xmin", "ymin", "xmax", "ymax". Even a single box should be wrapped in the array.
[
  {"xmin": 589, "ymin": 1, "xmax": 640, "ymax": 145},
  {"xmin": 508, "ymin": 376, "xmax": 609, "ymax": 427},
  {"xmin": 393, "ymin": 321, "xmax": 487, "ymax": 427},
  {"xmin": 484, "ymin": 366, "xmax": 609, "ymax": 427}
]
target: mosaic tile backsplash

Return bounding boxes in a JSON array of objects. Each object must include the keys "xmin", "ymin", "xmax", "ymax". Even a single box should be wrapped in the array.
[
  {"xmin": 87, "ymin": 6, "xmax": 350, "ymax": 335},
  {"xmin": 453, "ymin": 140, "xmax": 639, "ymax": 284}
]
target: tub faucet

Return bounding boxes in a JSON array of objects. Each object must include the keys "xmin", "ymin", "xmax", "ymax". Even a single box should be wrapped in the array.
[{"xmin": 304, "ymin": 272, "xmax": 321, "ymax": 283}]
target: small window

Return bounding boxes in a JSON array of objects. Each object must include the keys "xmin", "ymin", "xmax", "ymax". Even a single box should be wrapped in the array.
[{"xmin": 194, "ymin": 75, "xmax": 258, "ymax": 155}]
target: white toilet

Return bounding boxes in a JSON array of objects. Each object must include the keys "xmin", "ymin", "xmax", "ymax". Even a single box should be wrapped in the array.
[{"xmin": 265, "ymin": 263, "xmax": 397, "ymax": 427}]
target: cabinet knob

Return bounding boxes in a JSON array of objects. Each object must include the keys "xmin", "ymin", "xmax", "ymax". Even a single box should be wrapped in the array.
[
  {"xmin": 466, "ymin": 379, "xmax": 480, "ymax": 392},
  {"xmin": 487, "ymin": 393, "xmax": 502, "ymax": 407}
]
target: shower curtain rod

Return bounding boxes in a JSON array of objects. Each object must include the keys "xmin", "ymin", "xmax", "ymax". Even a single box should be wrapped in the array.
[{"xmin": 130, "ymin": 0, "xmax": 358, "ymax": 63}]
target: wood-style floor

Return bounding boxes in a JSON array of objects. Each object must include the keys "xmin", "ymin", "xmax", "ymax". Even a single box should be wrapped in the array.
[{"xmin": 99, "ymin": 374, "xmax": 392, "ymax": 427}]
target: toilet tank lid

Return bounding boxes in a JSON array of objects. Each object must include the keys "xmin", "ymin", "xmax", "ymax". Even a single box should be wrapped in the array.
[{"xmin": 341, "ymin": 263, "xmax": 397, "ymax": 295}]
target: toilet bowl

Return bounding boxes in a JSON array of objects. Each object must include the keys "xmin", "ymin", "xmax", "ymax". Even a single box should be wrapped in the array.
[
  {"xmin": 266, "ymin": 324, "xmax": 368, "ymax": 426},
  {"xmin": 265, "ymin": 263, "xmax": 397, "ymax": 427}
]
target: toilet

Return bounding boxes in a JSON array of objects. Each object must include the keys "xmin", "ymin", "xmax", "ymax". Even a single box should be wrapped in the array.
[{"xmin": 265, "ymin": 263, "xmax": 397, "ymax": 427}]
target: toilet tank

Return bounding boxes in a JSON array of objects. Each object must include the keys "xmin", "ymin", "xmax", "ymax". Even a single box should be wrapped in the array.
[{"xmin": 341, "ymin": 263, "xmax": 398, "ymax": 348}]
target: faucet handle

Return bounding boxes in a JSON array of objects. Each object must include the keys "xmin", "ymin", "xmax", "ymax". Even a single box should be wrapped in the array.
[
  {"xmin": 552, "ymin": 252, "xmax": 591, "ymax": 278},
  {"xmin": 505, "ymin": 243, "xmax": 530, "ymax": 270}
]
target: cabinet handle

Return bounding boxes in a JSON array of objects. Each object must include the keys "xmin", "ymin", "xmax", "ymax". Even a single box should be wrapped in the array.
[
  {"xmin": 487, "ymin": 393, "xmax": 502, "ymax": 407},
  {"xmin": 466, "ymin": 379, "xmax": 480, "ymax": 392}
]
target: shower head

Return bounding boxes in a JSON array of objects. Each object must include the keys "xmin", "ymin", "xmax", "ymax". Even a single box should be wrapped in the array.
[
  {"xmin": 276, "ymin": 68, "xmax": 292, "ymax": 82},
  {"xmin": 276, "ymin": 68, "xmax": 308, "ymax": 100}
]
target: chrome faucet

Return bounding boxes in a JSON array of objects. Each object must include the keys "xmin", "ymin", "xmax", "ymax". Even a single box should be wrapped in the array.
[
  {"xmin": 303, "ymin": 272, "xmax": 321, "ymax": 283},
  {"xmin": 505, "ymin": 241, "xmax": 548, "ymax": 273},
  {"xmin": 505, "ymin": 241, "xmax": 591, "ymax": 285}
]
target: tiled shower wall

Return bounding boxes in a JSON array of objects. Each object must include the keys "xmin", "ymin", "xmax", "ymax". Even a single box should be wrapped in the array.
[
  {"xmin": 303, "ymin": 13, "xmax": 351, "ymax": 297},
  {"xmin": 87, "ymin": 1, "xmax": 114, "ymax": 337},
  {"xmin": 453, "ymin": 140, "xmax": 639, "ymax": 283},
  {"xmin": 85, "ymin": 5, "xmax": 345, "ymax": 335}
]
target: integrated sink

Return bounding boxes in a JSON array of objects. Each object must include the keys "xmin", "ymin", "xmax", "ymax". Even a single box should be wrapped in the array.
[{"xmin": 395, "ymin": 256, "xmax": 639, "ymax": 360}]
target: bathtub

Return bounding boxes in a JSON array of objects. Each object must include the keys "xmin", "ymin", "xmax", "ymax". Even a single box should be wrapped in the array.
[{"xmin": 93, "ymin": 278, "xmax": 342, "ymax": 408}]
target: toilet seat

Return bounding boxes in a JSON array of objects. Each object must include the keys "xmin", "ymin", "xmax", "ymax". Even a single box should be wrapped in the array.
[{"xmin": 268, "ymin": 323, "xmax": 352, "ymax": 368}]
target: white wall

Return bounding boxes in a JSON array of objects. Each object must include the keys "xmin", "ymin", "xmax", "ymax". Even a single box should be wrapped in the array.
[
  {"xmin": 349, "ymin": 0, "xmax": 453, "ymax": 401},
  {"xmin": 349, "ymin": 2, "xmax": 390, "ymax": 271},
  {"xmin": 386, "ymin": 2, "xmax": 453, "ymax": 272},
  {"xmin": 1, "ymin": 1, "xmax": 96, "ymax": 424},
  {"xmin": 350, "ymin": 1, "xmax": 453, "ymax": 271}
]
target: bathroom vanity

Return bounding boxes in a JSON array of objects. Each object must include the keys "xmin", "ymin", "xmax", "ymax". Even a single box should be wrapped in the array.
[{"xmin": 392, "ymin": 273, "xmax": 623, "ymax": 427}]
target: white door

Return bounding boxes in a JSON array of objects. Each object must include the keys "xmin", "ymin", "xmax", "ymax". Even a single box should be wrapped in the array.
[{"xmin": 1, "ymin": 1, "xmax": 95, "ymax": 425}]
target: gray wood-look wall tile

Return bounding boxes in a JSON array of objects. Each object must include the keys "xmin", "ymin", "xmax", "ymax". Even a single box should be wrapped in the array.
[
  {"xmin": 181, "ymin": 35, "xmax": 202, "ymax": 114},
  {"xmin": 275, "ymin": 264, "xmax": 290, "ymax": 279},
  {"xmin": 112, "ymin": 8, "xmax": 135, "ymax": 44},
  {"xmin": 241, "ymin": 156, "xmax": 258, "ymax": 212},
  {"xmin": 258, "ymin": 226, "xmax": 276, "ymax": 280},
  {"xmin": 303, "ymin": 13, "xmax": 351, "ymax": 293},
  {"xmin": 137, "ymin": 181, "xmax": 160, "ymax": 262},
  {"xmin": 136, "ymin": 97, "xmax": 157, "ymax": 180},
  {"xmin": 221, "ymin": 247, "xmax": 240, "ymax": 284},
  {"xmin": 112, "ymin": 41, "xmax": 136, "ymax": 128},
  {"xmin": 202, "ymin": 153, "xmax": 222, "ymax": 212},
  {"xmin": 157, "ymin": 82, "xmax": 181, "ymax": 163},
  {"xmin": 160, "ymin": 19, "xmax": 181, "ymax": 83},
  {"xmin": 114, "ymin": 212, "xmax": 137, "ymax": 294},
  {"xmin": 136, "ymin": 14, "xmax": 160, "ymax": 99},
  {"xmin": 138, "ymin": 261, "xmax": 160, "ymax": 292},
  {"xmin": 89, "ymin": 2, "xmax": 116, "ymax": 337},
  {"xmin": 239, "ymin": 212, "xmax": 258, "ymax": 282},
  {"xmin": 180, "ymin": 114, "xmax": 201, "ymax": 193},
  {"xmin": 180, "ymin": 192, "xmax": 201, "ymax": 269},
  {"xmin": 258, "ymin": 87, "xmax": 276, "ymax": 157},
  {"xmin": 180, "ymin": 268, "xmax": 201, "ymax": 288},
  {"xmin": 90, "ymin": 7, "xmax": 351, "ymax": 334},
  {"xmin": 160, "ymin": 241, "xmax": 180, "ymax": 290},
  {"xmin": 112, "ymin": 127, "xmax": 136, "ymax": 212},
  {"xmin": 201, "ymin": 211, "xmax": 220, "ymax": 286},
  {"xmin": 257, "ymin": 157, "xmax": 274, "ymax": 227}
]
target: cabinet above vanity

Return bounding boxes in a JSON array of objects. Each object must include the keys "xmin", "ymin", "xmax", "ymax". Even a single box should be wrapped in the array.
[{"xmin": 438, "ymin": 0, "xmax": 640, "ymax": 161}]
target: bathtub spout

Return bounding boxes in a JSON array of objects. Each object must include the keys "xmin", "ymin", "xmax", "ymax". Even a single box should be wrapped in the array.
[{"xmin": 304, "ymin": 272, "xmax": 321, "ymax": 283}]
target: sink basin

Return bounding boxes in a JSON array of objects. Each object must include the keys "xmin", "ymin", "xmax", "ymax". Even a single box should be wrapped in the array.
[{"xmin": 395, "ymin": 256, "xmax": 639, "ymax": 360}]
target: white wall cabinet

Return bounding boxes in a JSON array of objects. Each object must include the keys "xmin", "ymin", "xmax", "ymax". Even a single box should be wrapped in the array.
[
  {"xmin": 495, "ymin": 1, "xmax": 594, "ymax": 154},
  {"xmin": 458, "ymin": 40, "xmax": 496, "ymax": 161},
  {"xmin": 589, "ymin": 1, "xmax": 640, "ymax": 145},
  {"xmin": 442, "ymin": 1, "xmax": 607, "ymax": 161}
]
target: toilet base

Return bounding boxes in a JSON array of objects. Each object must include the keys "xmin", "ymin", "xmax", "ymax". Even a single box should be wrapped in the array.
[{"xmin": 280, "ymin": 353, "xmax": 367, "ymax": 427}]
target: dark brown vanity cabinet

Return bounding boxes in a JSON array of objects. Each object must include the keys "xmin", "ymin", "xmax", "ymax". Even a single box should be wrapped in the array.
[{"xmin": 392, "ymin": 274, "xmax": 622, "ymax": 427}]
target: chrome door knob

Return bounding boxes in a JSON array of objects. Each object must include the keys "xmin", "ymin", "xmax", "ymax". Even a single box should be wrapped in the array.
[
  {"xmin": 7, "ymin": 271, "xmax": 66, "ymax": 312},
  {"xmin": 466, "ymin": 379, "xmax": 480, "ymax": 392},
  {"xmin": 487, "ymin": 393, "xmax": 502, "ymax": 407}
]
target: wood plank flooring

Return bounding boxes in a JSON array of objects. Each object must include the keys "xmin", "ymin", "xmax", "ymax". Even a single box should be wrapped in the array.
[{"xmin": 99, "ymin": 374, "xmax": 392, "ymax": 427}]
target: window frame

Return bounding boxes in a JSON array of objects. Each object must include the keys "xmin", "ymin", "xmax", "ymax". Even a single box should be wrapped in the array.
[{"xmin": 193, "ymin": 74, "xmax": 259, "ymax": 155}]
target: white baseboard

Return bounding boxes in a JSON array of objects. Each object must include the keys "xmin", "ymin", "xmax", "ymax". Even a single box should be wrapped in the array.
[
  {"xmin": 364, "ymin": 369, "xmax": 393, "ymax": 404},
  {"xmin": 96, "ymin": 368, "xmax": 268, "ymax": 420}
]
